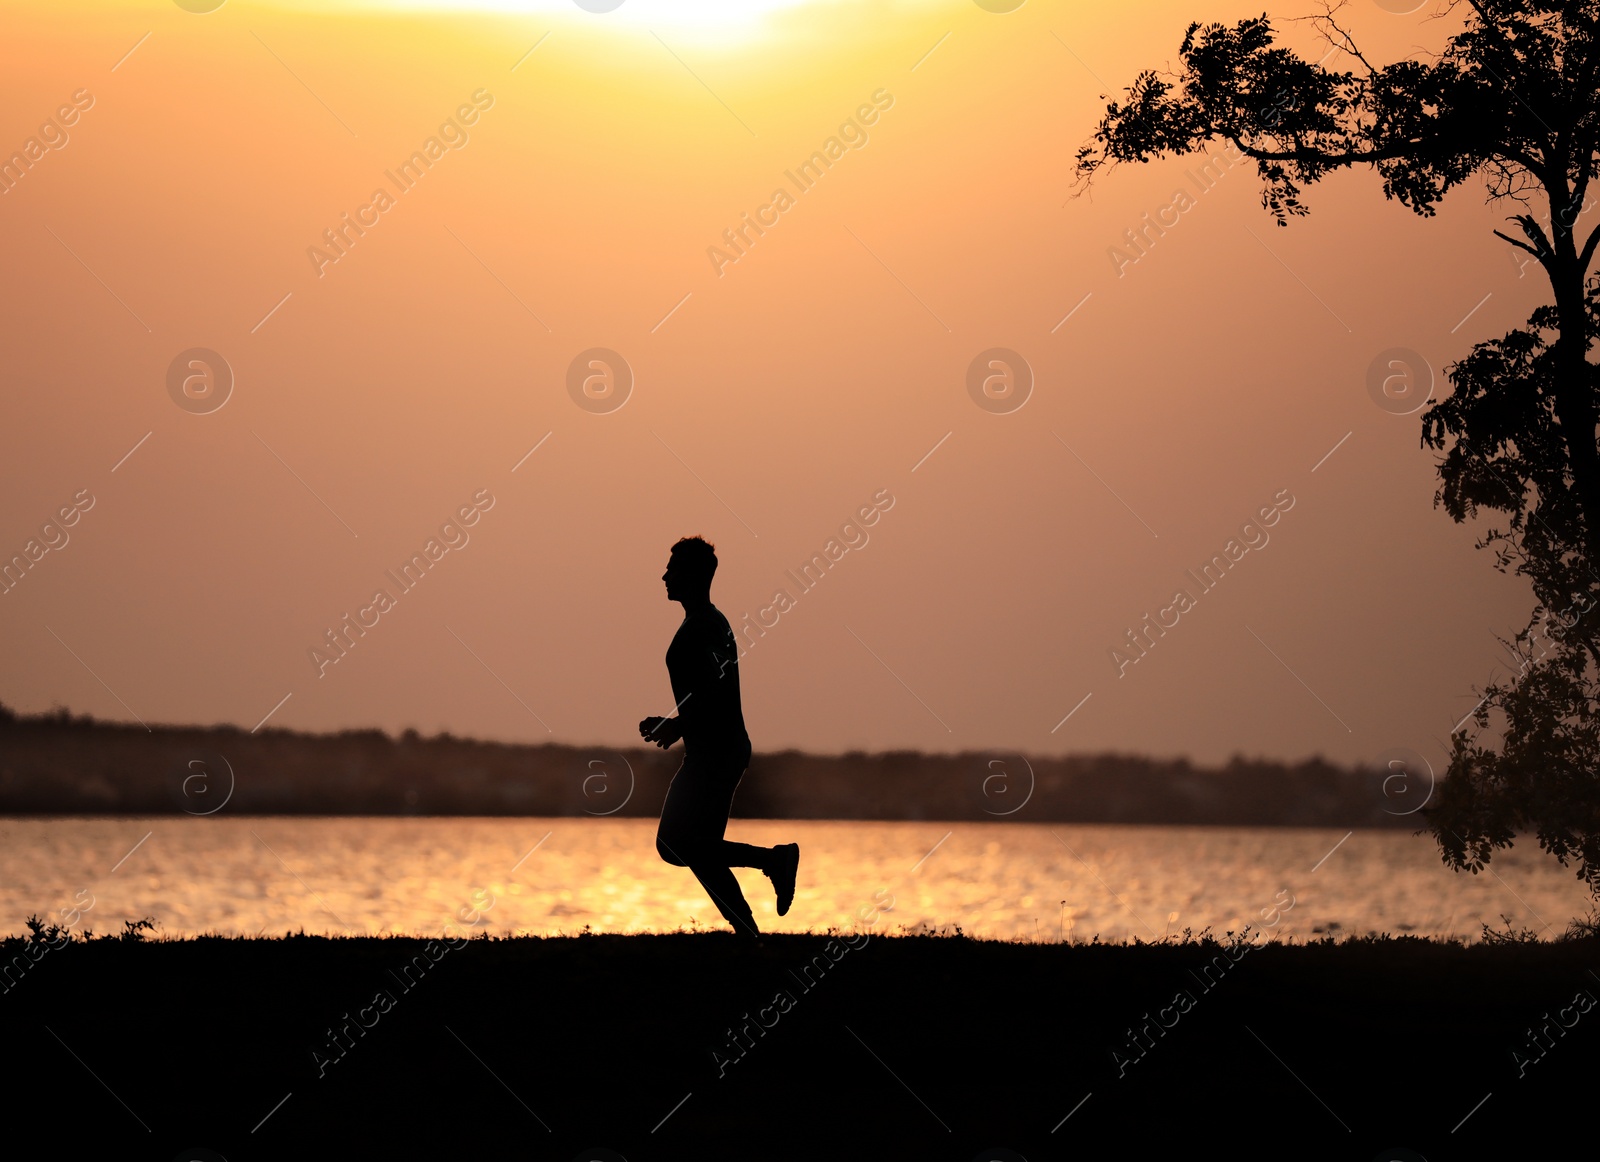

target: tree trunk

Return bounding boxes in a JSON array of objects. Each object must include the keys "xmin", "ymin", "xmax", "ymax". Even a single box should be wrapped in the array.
[{"xmin": 1551, "ymin": 261, "xmax": 1600, "ymax": 570}]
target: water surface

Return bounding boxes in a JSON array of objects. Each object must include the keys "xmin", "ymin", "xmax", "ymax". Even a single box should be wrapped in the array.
[{"xmin": 1, "ymin": 817, "xmax": 1589, "ymax": 941}]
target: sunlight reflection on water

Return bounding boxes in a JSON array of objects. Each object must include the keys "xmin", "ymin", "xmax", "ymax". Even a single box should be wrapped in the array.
[{"xmin": 1, "ymin": 817, "xmax": 1591, "ymax": 941}]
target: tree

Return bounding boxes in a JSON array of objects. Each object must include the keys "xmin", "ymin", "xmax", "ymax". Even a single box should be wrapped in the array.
[{"xmin": 1074, "ymin": 1, "xmax": 1600, "ymax": 900}]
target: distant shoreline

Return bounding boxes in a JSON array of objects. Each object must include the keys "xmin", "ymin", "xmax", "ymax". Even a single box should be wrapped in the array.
[{"xmin": 0, "ymin": 703, "xmax": 1422, "ymax": 826}]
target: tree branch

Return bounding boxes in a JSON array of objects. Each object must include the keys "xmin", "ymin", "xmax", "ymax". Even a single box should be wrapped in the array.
[
  {"xmin": 1306, "ymin": 0, "xmax": 1378, "ymax": 77},
  {"xmin": 1580, "ymin": 219, "xmax": 1600, "ymax": 275},
  {"xmin": 1514, "ymin": 212, "xmax": 1556, "ymax": 263},
  {"xmin": 1224, "ymin": 135, "xmax": 1422, "ymax": 167},
  {"xmin": 1494, "ymin": 228, "xmax": 1547, "ymax": 260}
]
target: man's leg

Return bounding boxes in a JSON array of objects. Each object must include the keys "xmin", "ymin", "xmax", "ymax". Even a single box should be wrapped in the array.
[
  {"xmin": 686, "ymin": 862, "xmax": 760, "ymax": 936},
  {"xmin": 704, "ymin": 747, "xmax": 797, "ymax": 916},
  {"xmin": 656, "ymin": 753, "xmax": 766, "ymax": 934},
  {"xmin": 717, "ymin": 840, "xmax": 774, "ymax": 870}
]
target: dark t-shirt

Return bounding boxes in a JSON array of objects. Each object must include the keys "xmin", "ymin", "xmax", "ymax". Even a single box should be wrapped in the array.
[{"xmin": 666, "ymin": 605, "xmax": 750, "ymax": 759}]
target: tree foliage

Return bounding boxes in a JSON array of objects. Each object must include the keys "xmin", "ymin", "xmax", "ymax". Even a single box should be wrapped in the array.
[{"xmin": 1077, "ymin": 1, "xmax": 1600, "ymax": 899}]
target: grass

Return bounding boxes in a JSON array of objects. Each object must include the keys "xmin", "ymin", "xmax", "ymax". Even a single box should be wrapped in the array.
[{"xmin": 18, "ymin": 913, "xmax": 1593, "ymax": 947}]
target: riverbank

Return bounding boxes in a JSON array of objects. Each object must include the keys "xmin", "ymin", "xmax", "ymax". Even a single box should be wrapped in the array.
[
  {"xmin": 0, "ymin": 702, "xmax": 1417, "ymax": 824},
  {"xmin": 1, "ymin": 928, "xmax": 1583, "ymax": 1158}
]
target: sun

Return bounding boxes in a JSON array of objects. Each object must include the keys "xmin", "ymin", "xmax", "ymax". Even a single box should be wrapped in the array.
[{"xmin": 335, "ymin": 0, "xmax": 860, "ymax": 44}]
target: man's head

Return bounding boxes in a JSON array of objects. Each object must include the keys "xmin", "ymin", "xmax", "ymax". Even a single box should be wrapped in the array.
[{"xmin": 663, "ymin": 536, "xmax": 717, "ymax": 604}]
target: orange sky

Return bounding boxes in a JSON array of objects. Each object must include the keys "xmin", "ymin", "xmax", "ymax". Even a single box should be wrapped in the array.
[{"xmin": 0, "ymin": 0, "xmax": 1557, "ymax": 771}]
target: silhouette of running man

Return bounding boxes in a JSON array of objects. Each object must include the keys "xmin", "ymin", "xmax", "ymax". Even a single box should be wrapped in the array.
[{"xmin": 640, "ymin": 536, "xmax": 799, "ymax": 937}]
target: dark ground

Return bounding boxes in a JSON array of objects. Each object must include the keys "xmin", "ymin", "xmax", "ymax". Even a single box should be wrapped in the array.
[{"xmin": 0, "ymin": 930, "xmax": 1589, "ymax": 1160}]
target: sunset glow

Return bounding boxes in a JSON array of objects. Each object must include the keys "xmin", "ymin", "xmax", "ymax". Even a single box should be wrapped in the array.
[
  {"xmin": 1, "ymin": 0, "xmax": 1537, "ymax": 769},
  {"xmin": 7, "ymin": 3, "xmax": 1597, "ymax": 1151}
]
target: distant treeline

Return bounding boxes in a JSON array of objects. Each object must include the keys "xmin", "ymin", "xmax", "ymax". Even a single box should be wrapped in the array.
[{"xmin": 0, "ymin": 704, "xmax": 1419, "ymax": 826}]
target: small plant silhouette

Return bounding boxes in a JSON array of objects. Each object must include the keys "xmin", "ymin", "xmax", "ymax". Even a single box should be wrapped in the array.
[
  {"xmin": 23, "ymin": 913, "xmax": 73, "ymax": 945},
  {"xmin": 118, "ymin": 917, "xmax": 158, "ymax": 943},
  {"xmin": 1479, "ymin": 915, "xmax": 1543, "ymax": 945}
]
